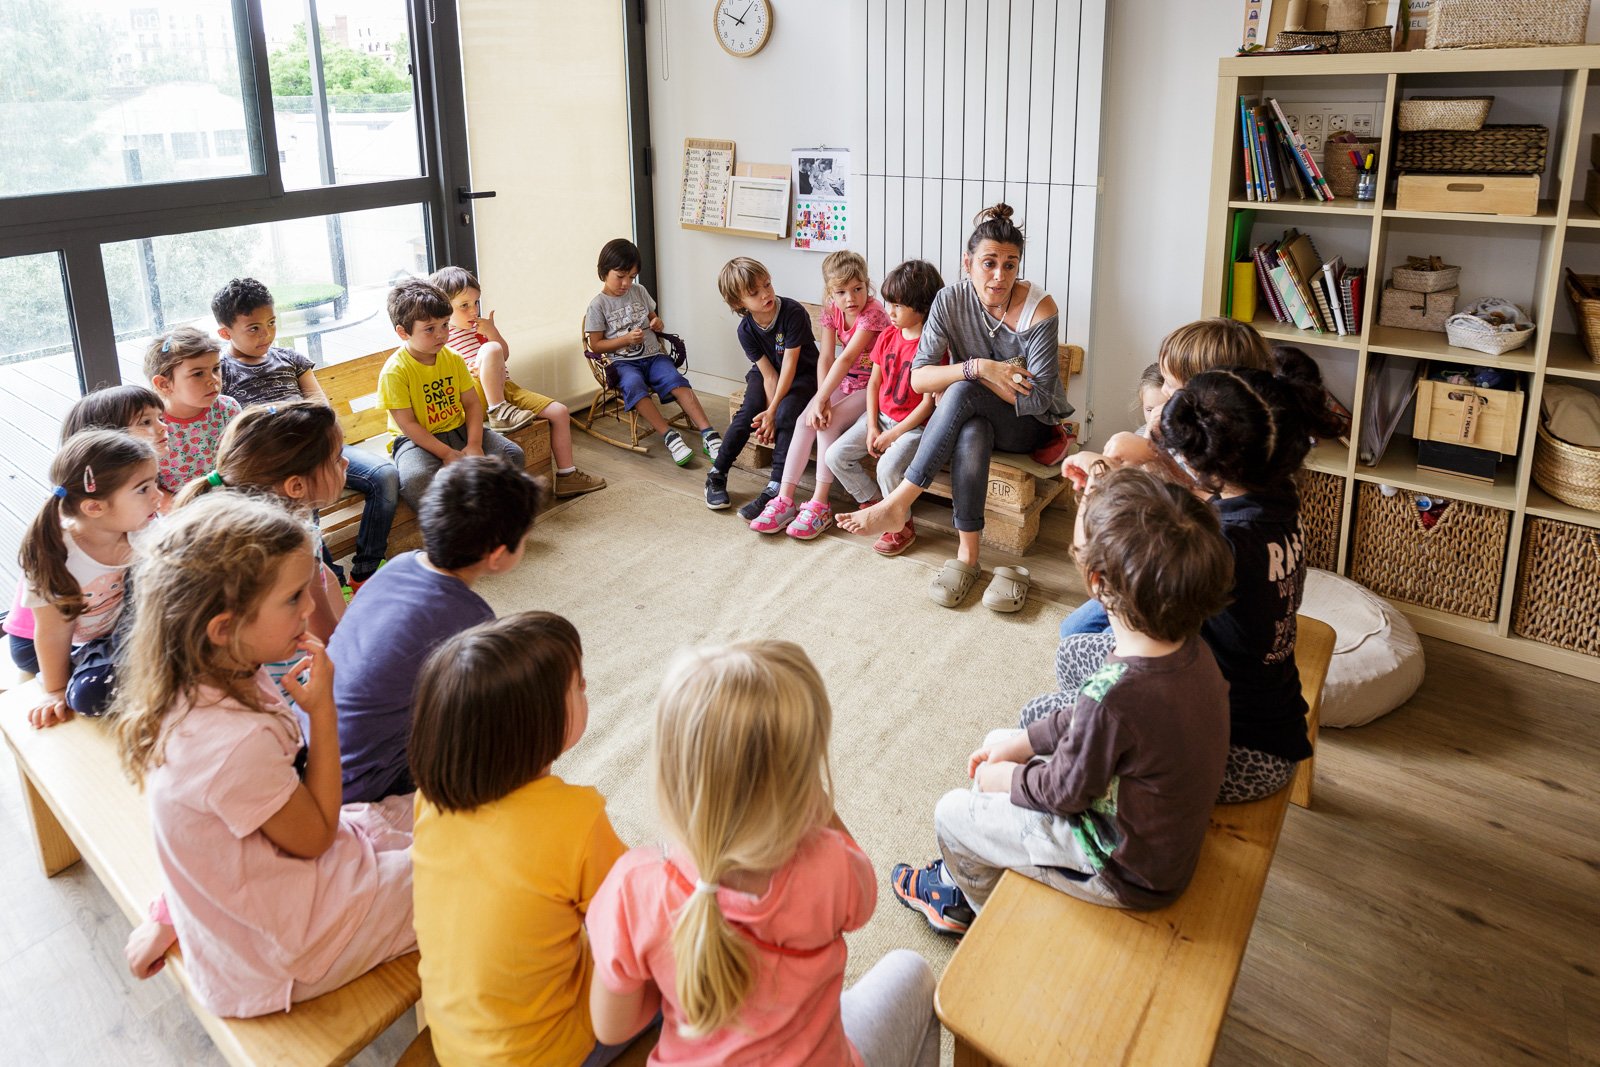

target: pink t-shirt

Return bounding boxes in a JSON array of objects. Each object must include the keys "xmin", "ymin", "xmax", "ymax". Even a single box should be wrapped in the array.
[
  {"xmin": 4, "ymin": 579, "xmax": 34, "ymax": 641},
  {"xmin": 447, "ymin": 325, "xmax": 507, "ymax": 383},
  {"xmin": 823, "ymin": 299, "xmax": 891, "ymax": 393},
  {"xmin": 20, "ymin": 528, "xmax": 131, "ymax": 645},
  {"xmin": 146, "ymin": 671, "xmax": 390, "ymax": 1017},
  {"xmin": 159, "ymin": 395, "xmax": 242, "ymax": 493},
  {"xmin": 588, "ymin": 827, "xmax": 876, "ymax": 1067}
]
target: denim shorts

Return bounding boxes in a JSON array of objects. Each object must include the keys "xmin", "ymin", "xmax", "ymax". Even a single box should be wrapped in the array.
[{"xmin": 613, "ymin": 353, "xmax": 691, "ymax": 411}]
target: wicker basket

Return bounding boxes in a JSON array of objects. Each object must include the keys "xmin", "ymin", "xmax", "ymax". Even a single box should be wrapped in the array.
[
  {"xmin": 1394, "ymin": 126, "xmax": 1549, "ymax": 175},
  {"xmin": 1392, "ymin": 260, "xmax": 1461, "ymax": 293},
  {"xmin": 1512, "ymin": 517, "xmax": 1600, "ymax": 656},
  {"xmin": 1533, "ymin": 422, "xmax": 1600, "ymax": 512},
  {"xmin": 1562, "ymin": 269, "xmax": 1600, "ymax": 365},
  {"xmin": 1397, "ymin": 97, "xmax": 1493, "ymax": 132},
  {"xmin": 1324, "ymin": 139, "xmax": 1381, "ymax": 198},
  {"xmin": 1445, "ymin": 313, "xmax": 1534, "ymax": 356},
  {"xmin": 1295, "ymin": 468, "xmax": 1345, "ymax": 571},
  {"xmin": 1349, "ymin": 483, "xmax": 1510, "ymax": 620},
  {"xmin": 1427, "ymin": 0, "xmax": 1588, "ymax": 48},
  {"xmin": 1273, "ymin": 27, "xmax": 1393, "ymax": 53}
]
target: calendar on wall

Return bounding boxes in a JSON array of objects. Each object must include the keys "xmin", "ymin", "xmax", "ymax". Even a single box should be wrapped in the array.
[{"xmin": 792, "ymin": 147, "xmax": 850, "ymax": 252}]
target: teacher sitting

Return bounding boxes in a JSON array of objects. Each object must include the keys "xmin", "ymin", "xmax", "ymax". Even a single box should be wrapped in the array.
[{"xmin": 839, "ymin": 203, "xmax": 1073, "ymax": 610}]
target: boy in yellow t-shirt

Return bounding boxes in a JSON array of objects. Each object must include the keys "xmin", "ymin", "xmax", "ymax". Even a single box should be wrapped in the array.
[{"xmin": 379, "ymin": 279, "xmax": 525, "ymax": 509}]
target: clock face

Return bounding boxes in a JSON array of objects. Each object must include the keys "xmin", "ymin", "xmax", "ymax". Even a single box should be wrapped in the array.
[{"xmin": 714, "ymin": 0, "xmax": 772, "ymax": 58}]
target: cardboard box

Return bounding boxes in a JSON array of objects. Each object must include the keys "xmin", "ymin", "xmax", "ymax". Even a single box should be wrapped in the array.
[
  {"xmin": 1395, "ymin": 173, "xmax": 1539, "ymax": 216},
  {"xmin": 1413, "ymin": 376, "xmax": 1525, "ymax": 455}
]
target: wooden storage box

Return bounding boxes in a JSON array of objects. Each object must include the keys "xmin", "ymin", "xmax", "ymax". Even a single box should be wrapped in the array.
[
  {"xmin": 1379, "ymin": 284, "xmax": 1458, "ymax": 332},
  {"xmin": 1394, "ymin": 174, "xmax": 1538, "ymax": 216},
  {"xmin": 1413, "ymin": 375, "xmax": 1525, "ymax": 456},
  {"xmin": 1512, "ymin": 516, "xmax": 1600, "ymax": 657},
  {"xmin": 1349, "ymin": 483, "xmax": 1510, "ymax": 621}
]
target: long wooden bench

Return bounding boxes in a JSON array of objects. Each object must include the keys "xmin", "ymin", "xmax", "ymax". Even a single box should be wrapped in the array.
[
  {"xmin": 0, "ymin": 684, "xmax": 422, "ymax": 1066},
  {"xmin": 314, "ymin": 350, "xmax": 555, "ymax": 563},
  {"xmin": 934, "ymin": 616, "xmax": 1336, "ymax": 1067}
]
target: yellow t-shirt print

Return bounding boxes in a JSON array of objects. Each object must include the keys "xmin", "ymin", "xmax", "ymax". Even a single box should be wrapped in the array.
[{"xmin": 379, "ymin": 345, "xmax": 471, "ymax": 439}]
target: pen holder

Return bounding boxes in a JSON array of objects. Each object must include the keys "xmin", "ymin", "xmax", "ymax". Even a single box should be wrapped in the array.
[
  {"xmin": 1356, "ymin": 170, "xmax": 1377, "ymax": 201},
  {"xmin": 1324, "ymin": 139, "xmax": 1380, "ymax": 198}
]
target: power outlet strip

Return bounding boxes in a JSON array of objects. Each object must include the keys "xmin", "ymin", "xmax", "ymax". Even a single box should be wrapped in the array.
[{"xmin": 1280, "ymin": 102, "xmax": 1381, "ymax": 155}]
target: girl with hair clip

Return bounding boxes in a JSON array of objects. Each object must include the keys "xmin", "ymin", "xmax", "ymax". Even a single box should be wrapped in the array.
[
  {"xmin": 175, "ymin": 398, "xmax": 350, "ymax": 641},
  {"xmin": 1050, "ymin": 354, "xmax": 1346, "ymax": 804},
  {"xmin": 6, "ymin": 386, "xmax": 170, "ymax": 680},
  {"xmin": 18, "ymin": 429, "xmax": 160, "ymax": 728},
  {"xmin": 748, "ymin": 251, "xmax": 889, "ymax": 539},
  {"xmin": 410, "ymin": 612, "xmax": 648, "ymax": 1067},
  {"xmin": 117, "ymin": 494, "xmax": 415, "ymax": 1018},
  {"xmin": 588, "ymin": 641, "xmax": 940, "ymax": 1067}
]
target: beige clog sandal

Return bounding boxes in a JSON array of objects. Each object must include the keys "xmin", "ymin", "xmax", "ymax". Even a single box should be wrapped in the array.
[
  {"xmin": 928, "ymin": 559, "xmax": 981, "ymax": 608},
  {"xmin": 983, "ymin": 565, "xmax": 1031, "ymax": 613}
]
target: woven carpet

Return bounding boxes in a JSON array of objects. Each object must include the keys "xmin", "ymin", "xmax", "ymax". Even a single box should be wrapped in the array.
[{"xmin": 474, "ymin": 474, "xmax": 1071, "ymax": 981}]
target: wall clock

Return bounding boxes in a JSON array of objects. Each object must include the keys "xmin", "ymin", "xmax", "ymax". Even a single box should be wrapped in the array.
[{"xmin": 714, "ymin": 0, "xmax": 773, "ymax": 58}]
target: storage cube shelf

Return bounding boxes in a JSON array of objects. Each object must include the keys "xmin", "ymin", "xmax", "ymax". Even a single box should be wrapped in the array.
[{"xmin": 1204, "ymin": 46, "xmax": 1600, "ymax": 682}]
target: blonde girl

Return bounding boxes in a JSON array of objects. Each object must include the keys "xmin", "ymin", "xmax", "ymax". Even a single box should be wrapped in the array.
[
  {"xmin": 410, "ymin": 612, "xmax": 650, "ymax": 1067},
  {"xmin": 19, "ymin": 430, "xmax": 160, "ymax": 728},
  {"xmin": 176, "ymin": 399, "xmax": 350, "ymax": 639},
  {"xmin": 588, "ymin": 641, "xmax": 940, "ymax": 1067},
  {"xmin": 748, "ymin": 252, "xmax": 890, "ymax": 539},
  {"xmin": 116, "ymin": 494, "xmax": 415, "ymax": 1018}
]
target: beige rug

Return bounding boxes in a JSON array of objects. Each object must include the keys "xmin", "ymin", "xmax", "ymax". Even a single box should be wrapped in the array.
[{"xmin": 475, "ymin": 475, "xmax": 1071, "ymax": 981}]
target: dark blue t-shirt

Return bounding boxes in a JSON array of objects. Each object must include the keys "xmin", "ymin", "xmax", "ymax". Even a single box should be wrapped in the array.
[
  {"xmin": 327, "ymin": 551, "xmax": 494, "ymax": 802},
  {"xmin": 735, "ymin": 296, "xmax": 819, "ymax": 384}
]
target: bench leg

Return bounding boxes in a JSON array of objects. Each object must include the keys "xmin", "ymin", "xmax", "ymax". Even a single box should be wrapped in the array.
[
  {"xmin": 16, "ymin": 760, "xmax": 81, "ymax": 876},
  {"xmin": 953, "ymin": 1037, "xmax": 999, "ymax": 1067},
  {"xmin": 1289, "ymin": 753, "xmax": 1314, "ymax": 809}
]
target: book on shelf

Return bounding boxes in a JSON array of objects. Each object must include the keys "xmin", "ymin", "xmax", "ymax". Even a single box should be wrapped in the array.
[
  {"xmin": 1278, "ymin": 229, "xmax": 1327, "ymax": 332},
  {"xmin": 1320, "ymin": 257, "xmax": 1346, "ymax": 335},
  {"xmin": 1240, "ymin": 97, "xmax": 1259, "ymax": 200},
  {"xmin": 1340, "ymin": 267, "xmax": 1365, "ymax": 335},
  {"xmin": 1249, "ymin": 227, "xmax": 1366, "ymax": 337},
  {"xmin": 1239, "ymin": 97, "xmax": 1334, "ymax": 202}
]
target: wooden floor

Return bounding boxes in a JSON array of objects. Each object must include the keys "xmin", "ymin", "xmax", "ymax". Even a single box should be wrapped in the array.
[{"xmin": 2, "ymin": 419, "xmax": 1597, "ymax": 1065}]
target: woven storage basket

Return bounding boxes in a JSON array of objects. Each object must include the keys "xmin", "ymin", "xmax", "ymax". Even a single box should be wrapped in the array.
[
  {"xmin": 1349, "ymin": 482, "xmax": 1509, "ymax": 620},
  {"xmin": 1562, "ymin": 269, "xmax": 1600, "ymax": 364},
  {"xmin": 1512, "ymin": 517, "xmax": 1600, "ymax": 656},
  {"xmin": 1392, "ymin": 261, "xmax": 1461, "ymax": 293},
  {"xmin": 1294, "ymin": 468, "xmax": 1345, "ymax": 571},
  {"xmin": 1397, "ymin": 97, "xmax": 1492, "ymax": 132},
  {"xmin": 1533, "ymin": 422, "xmax": 1600, "ymax": 512},
  {"xmin": 1273, "ymin": 27, "xmax": 1393, "ymax": 53},
  {"xmin": 1324, "ymin": 139, "xmax": 1381, "ymax": 198},
  {"xmin": 1445, "ymin": 314, "xmax": 1534, "ymax": 356},
  {"xmin": 1394, "ymin": 126, "xmax": 1549, "ymax": 175},
  {"xmin": 1427, "ymin": 0, "xmax": 1588, "ymax": 48}
]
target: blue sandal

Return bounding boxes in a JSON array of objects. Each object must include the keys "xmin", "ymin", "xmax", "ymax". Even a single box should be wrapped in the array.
[{"xmin": 891, "ymin": 859, "xmax": 974, "ymax": 935}]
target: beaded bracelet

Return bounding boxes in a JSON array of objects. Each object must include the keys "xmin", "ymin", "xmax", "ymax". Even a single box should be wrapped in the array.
[{"xmin": 963, "ymin": 359, "xmax": 978, "ymax": 382}]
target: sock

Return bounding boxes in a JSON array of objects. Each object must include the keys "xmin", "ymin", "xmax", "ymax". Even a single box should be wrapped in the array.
[
  {"xmin": 936, "ymin": 860, "xmax": 956, "ymax": 886},
  {"xmin": 764, "ymin": 481, "xmax": 779, "ymax": 495},
  {"xmin": 701, "ymin": 426, "xmax": 719, "ymax": 438},
  {"xmin": 557, "ymin": 466, "xmax": 576, "ymax": 475}
]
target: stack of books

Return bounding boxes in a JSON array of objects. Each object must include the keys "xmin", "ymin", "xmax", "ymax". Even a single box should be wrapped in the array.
[
  {"xmin": 1252, "ymin": 228, "xmax": 1365, "ymax": 336},
  {"xmin": 1239, "ymin": 96, "xmax": 1335, "ymax": 202}
]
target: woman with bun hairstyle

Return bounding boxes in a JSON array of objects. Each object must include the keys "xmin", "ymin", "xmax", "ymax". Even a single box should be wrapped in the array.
[{"xmin": 839, "ymin": 205, "xmax": 1074, "ymax": 611}]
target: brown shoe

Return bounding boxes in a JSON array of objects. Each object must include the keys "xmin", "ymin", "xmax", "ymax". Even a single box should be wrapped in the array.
[
  {"xmin": 554, "ymin": 468, "xmax": 607, "ymax": 497},
  {"xmin": 486, "ymin": 401, "xmax": 536, "ymax": 432}
]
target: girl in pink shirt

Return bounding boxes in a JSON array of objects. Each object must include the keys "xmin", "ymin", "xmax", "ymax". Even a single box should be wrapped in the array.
[
  {"xmin": 116, "ymin": 493, "xmax": 415, "ymax": 1018},
  {"xmin": 587, "ymin": 641, "xmax": 940, "ymax": 1067}
]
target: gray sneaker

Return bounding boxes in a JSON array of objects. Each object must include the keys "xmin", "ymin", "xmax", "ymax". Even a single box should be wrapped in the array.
[{"xmin": 487, "ymin": 401, "xmax": 535, "ymax": 432}]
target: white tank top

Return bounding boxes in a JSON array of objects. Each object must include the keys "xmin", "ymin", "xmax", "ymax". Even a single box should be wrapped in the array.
[{"xmin": 1015, "ymin": 281, "xmax": 1050, "ymax": 330}]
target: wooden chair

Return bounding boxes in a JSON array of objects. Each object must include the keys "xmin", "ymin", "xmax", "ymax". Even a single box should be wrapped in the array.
[
  {"xmin": 576, "ymin": 322, "xmax": 695, "ymax": 453},
  {"xmin": 933, "ymin": 616, "xmax": 1337, "ymax": 1067}
]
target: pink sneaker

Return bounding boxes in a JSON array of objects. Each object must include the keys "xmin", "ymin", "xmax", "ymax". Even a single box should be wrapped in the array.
[
  {"xmin": 749, "ymin": 495, "xmax": 797, "ymax": 534},
  {"xmin": 786, "ymin": 501, "xmax": 833, "ymax": 540}
]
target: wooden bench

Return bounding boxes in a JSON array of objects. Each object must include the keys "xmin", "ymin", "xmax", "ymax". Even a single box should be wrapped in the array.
[
  {"xmin": 315, "ymin": 350, "xmax": 555, "ymax": 563},
  {"xmin": 934, "ymin": 616, "xmax": 1336, "ymax": 1067},
  {"xmin": 0, "ymin": 682, "xmax": 421, "ymax": 1065}
]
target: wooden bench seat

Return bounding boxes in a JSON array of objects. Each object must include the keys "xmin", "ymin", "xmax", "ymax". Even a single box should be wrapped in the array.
[
  {"xmin": 315, "ymin": 350, "xmax": 555, "ymax": 564},
  {"xmin": 0, "ymin": 684, "xmax": 421, "ymax": 1066},
  {"xmin": 934, "ymin": 616, "xmax": 1336, "ymax": 1067}
]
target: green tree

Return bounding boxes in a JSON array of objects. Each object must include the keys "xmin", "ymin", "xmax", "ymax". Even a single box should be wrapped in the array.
[
  {"xmin": 269, "ymin": 24, "xmax": 409, "ymax": 101},
  {"xmin": 0, "ymin": 0, "xmax": 114, "ymax": 196}
]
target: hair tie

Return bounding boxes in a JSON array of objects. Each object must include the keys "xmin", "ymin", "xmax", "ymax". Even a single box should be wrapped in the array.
[
  {"xmin": 206, "ymin": 471, "xmax": 224, "ymax": 487},
  {"xmin": 693, "ymin": 879, "xmax": 720, "ymax": 897},
  {"xmin": 82, "ymin": 465, "xmax": 97, "ymax": 494},
  {"xmin": 51, "ymin": 485, "xmax": 68, "ymax": 499}
]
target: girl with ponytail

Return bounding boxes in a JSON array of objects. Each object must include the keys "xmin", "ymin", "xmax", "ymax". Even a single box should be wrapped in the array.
[{"xmin": 588, "ymin": 641, "xmax": 940, "ymax": 1066}]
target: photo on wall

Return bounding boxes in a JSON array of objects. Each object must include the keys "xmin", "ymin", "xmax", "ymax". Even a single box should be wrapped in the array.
[{"xmin": 792, "ymin": 146, "xmax": 850, "ymax": 252}]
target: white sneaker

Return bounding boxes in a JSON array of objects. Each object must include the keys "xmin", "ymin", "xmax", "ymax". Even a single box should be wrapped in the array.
[{"xmin": 664, "ymin": 430, "xmax": 693, "ymax": 466}]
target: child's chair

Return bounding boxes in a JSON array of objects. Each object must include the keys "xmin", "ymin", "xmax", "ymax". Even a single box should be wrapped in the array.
[{"xmin": 576, "ymin": 321, "xmax": 696, "ymax": 453}]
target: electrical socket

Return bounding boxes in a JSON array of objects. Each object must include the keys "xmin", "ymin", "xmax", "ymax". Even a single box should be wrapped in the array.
[
  {"xmin": 1278, "ymin": 100, "xmax": 1382, "ymax": 144},
  {"xmin": 1329, "ymin": 112, "xmax": 1349, "ymax": 133},
  {"xmin": 1303, "ymin": 113, "xmax": 1323, "ymax": 133},
  {"xmin": 1352, "ymin": 113, "xmax": 1375, "ymax": 136},
  {"xmin": 1303, "ymin": 133, "xmax": 1323, "ymax": 152}
]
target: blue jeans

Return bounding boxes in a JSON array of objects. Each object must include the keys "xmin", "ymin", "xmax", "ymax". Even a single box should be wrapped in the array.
[
  {"xmin": 1058, "ymin": 598, "xmax": 1111, "ymax": 640},
  {"xmin": 613, "ymin": 353, "xmax": 692, "ymax": 411},
  {"xmin": 343, "ymin": 445, "xmax": 400, "ymax": 581},
  {"xmin": 903, "ymin": 380, "xmax": 1054, "ymax": 532}
]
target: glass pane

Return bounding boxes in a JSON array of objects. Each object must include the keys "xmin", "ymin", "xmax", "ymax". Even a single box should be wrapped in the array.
[
  {"xmin": 0, "ymin": 0, "xmax": 254, "ymax": 198},
  {"xmin": 263, "ymin": 0, "xmax": 421, "ymax": 189},
  {"xmin": 0, "ymin": 253, "xmax": 78, "ymax": 593},
  {"xmin": 102, "ymin": 204, "xmax": 428, "ymax": 368}
]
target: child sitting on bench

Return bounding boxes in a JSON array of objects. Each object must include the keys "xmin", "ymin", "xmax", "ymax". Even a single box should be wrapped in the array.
[{"xmin": 891, "ymin": 467, "xmax": 1234, "ymax": 933}]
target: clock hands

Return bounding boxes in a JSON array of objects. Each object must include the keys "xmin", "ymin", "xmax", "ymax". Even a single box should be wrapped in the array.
[{"xmin": 726, "ymin": 1, "xmax": 753, "ymax": 26}]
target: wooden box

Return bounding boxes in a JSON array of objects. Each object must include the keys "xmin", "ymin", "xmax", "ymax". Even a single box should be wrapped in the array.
[
  {"xmin": 1394, "ymin": 173, "xmax": 1539, "ymax": 216},
  {"xmin": 1413, "ymin": 375, "xmax": 1525, "ymax": 455},
  {"xmin": 1379, "ymin": 284, "xmax": 1458, "ymax": 332}
]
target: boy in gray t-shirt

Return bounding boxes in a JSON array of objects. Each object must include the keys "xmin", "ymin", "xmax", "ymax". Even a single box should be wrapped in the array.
[{"xmin": 584, "ymin": 238, "xmax": 721, "ymax": 467}]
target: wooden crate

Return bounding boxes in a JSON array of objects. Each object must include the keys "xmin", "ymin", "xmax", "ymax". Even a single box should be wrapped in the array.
[
  {"xmin": 1413, "ymin": 376, "xmax": 1525, "ymax": 456},
  {"xmin": 1395, "ymin": 173, "xmax": 1538, "ymax": 216}
]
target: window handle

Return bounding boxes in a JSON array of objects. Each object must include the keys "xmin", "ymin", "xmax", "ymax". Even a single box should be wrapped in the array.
[{"xmin": 457, "ymin": 186, "xmax": 496, "ymax": 202}]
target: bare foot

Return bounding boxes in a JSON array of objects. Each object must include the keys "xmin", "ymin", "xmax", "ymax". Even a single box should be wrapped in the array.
[
  {"xmin": 838, "ymin": 498, "xmax": 911, "ymax": 536},
  {"xmin": 126, "ymin": 919, "xmax": 178, "ymax": 979}
]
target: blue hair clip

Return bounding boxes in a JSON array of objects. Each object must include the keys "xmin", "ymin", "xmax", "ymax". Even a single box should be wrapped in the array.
[
  {"xmin": 266, "ymin": 405, "xmax": 277, "ymax": 415},
  {"xmin": 51, "ymin": 485, "xmax": 68, "ymax": 499},
  {"xmin": 160, "ymin": 336, "xmax": 172, "ymax": 353}
]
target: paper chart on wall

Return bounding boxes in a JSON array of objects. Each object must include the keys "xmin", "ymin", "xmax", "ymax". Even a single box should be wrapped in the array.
[
  {"xmin": 792, "ymin": 147, "xmax": 849, "ymax": 251},
  {"xmin": 681, "ymin": 138, "xmax": 735, "ymax": 227}
]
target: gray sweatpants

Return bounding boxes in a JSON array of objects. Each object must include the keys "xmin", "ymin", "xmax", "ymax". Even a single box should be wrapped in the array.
[
  {"xmin": 840, "ymin": 949, "xmax": 941, "ymax": 1067},
  {"xmin": 934, "ymin": 729, "xmax": 1126, "ymax": 911},
  {"xmin": 824, "ymin": 412, "xmax": 926, "ymax": 505},
  {"xmin": 392, "ymin": 424, "xmax": 525, "ymax": 510}
]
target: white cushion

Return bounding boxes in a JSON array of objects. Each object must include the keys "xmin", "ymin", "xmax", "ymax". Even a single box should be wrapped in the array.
[{"xmin": 1300, "ymin": 568, "xmax": 1425, "ymax": 728}]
